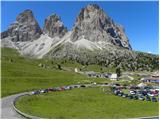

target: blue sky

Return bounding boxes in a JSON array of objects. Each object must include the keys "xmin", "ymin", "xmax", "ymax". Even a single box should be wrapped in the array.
[{"xmin": 1, "ymin": 1, "xmax": 159, "ymax": 54}]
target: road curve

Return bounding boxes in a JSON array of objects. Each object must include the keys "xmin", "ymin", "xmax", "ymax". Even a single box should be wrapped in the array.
[
  {"xmin": 1, "ymin": 92, "xmax": 30, "ymax": 119},
  {"xmin": 1, "ymin": 85, "xmax": 159, "ymax": 119}
]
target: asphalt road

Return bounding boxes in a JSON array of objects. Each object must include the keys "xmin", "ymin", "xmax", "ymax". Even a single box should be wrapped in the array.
[{"xmin": 1, "ymin": 92, "xmax": 29, "ymax": 119}]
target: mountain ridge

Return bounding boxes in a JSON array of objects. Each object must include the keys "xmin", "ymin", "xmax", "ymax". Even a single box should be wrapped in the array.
[{"xmin": 1, "ymin": 4, "xmax": 159, "ymax": 71}]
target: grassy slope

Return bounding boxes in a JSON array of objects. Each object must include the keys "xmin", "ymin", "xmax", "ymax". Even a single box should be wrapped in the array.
[
  {"xmin": 16, "ymin": 87, "xmax": 159, "ymax": 119},
  {"xmin": 1, "ymin": 48, "xmax": 109, "ymax": 97}
]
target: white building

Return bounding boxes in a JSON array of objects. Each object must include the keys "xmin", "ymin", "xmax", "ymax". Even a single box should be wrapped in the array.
[
  {"xmin": 75, "ymin": 68, "xmax": 78, "ymax": 73},
  {"xmin": 110, "ymin": 74, "xmax": 118, "ymax": 80}
]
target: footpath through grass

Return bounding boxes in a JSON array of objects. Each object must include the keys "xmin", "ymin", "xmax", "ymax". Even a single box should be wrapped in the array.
[
  {"xmin": 16, "ymin": 87, "xmax": 159, "ymax": 119},
  {"xmin": 1, "ymin": 48, "xmax": 108, "ymax": 97}
]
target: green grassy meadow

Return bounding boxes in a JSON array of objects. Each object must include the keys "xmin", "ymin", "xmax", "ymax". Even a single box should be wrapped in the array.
[
  {"xmin": 16, "ymin": 87, "xmax": 159, "ymax": 119},
  {"xmin": 1, "ymin": 48, "xmax": 109, "ymax": 97},
  {"xmin": 2, "ymin": 48, "xmax": 159, "ymax": 119}
]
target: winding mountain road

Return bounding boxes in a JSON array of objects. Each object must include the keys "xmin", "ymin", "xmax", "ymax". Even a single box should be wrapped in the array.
[{"xmin": 1, "ymin": 92, "xmax": 30, "ymax": 119}]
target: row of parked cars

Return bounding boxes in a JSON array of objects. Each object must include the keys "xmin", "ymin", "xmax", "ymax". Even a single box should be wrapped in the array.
[
  {"xmin": 113, "ymin": 89, "xmax": 159, "ymax": 102},
  {"xmin": 129, "ymin": 89, "xmax": 159, "ymax": 97},
  {"xmin": 31, "ymin": 84, "xmax": 88, "ymax": 95}
]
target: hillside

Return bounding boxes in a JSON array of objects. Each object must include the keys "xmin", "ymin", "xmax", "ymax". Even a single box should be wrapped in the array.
[{"xmin": 1, "ymin": 48, "xmax": 112, "ymax": 97}]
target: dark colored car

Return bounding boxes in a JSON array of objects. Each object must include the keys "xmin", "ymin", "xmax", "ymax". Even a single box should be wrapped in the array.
[
  {"xmin": 115, "ymin": 84, "xmax": 120, "ymax": 86},
  {"xmin": 44, "ymin": 89, "xmax": 49, "ymax": 93},
  {"xmin": 146, "ymin": 96, "xmax": 151, "ymax": 101},
  {"xmin": 142, "ymin": 91, "xmax": 147, "ymax": 96},
  {"xmin": 32, "ymin": 90, "xmax": 40, "ymax": 95},
  {"xmin": 133, "ymin": 95, "xmax": 138, "ymax": 100},
  {"xmin": 68, "ymin": 86, "xmax": 74, "ymax": 89},
  {"xmin": 122, "ymin": 94, "xmax": 128, "ymax": 98},
  {"xmin": 138, "ymin": 96, "xmax": 145, "ymax": 101},
  {"xmin": 73, "ymin": 85, "xmax": 80, "ymax": 88},
  {"xmin": 137, "ymin": 91, "xmax": 142, "ymax": 95},
  {"xmin": 80, "ymin": 85, "xmax": 86, "ymax": 87},
  {"xmin": 114, "ymin": 90, "xmax": 120, "ymax": 95},
  {"xmin": 151, "ymin": 97, "xmax": 157, "ymax": 102},
  {"xmin": 118, "ymin": 92, "xmax": 123, "ymax": 96},
  {"xmin": 128, "ymin": 95, "xmax": 133, "ymax": 99},
  {"xmin": 48, "ymin": 88, "xmax": 54, "ymax": 91}
]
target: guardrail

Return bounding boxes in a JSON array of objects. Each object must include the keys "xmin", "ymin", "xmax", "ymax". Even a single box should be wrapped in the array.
[{"xmin": 12, "ymin": 94, "xmax": 43, "ymax": 119}]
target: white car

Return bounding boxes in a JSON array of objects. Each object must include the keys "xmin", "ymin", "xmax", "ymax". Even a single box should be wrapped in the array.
[
  {"xmin": 40, "ymin": 90, "xmax": 45, "ymax": 93},
  {"xmin": 147, "ymin": 93, "xmax": 154, "ymax": 97},
  {"xmin": 93, "ymin": 82, "xmax": 97, "ymax": 85},
  {"xmin": 130, "ymin": 91, "xmax": 136, "ymax": 95}
]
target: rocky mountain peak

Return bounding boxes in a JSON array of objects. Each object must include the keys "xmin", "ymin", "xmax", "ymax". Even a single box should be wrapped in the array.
[
  {"xmin": 1, "ymin": 9, "xmax": 42, "ymax": 42},
  {"xmin": 43, "ymin": 13, "xmax": 67, "ymax": 38},
  {"xmin": 16, "ymin": 9, "xmax": 34, "ymax": 23},
  {"xmin": 71, "ymin": 4, "xmax": 132, "ymax": 50}
]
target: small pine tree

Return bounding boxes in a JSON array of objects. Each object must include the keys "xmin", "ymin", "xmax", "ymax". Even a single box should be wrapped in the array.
[
  {"xmin": 57, "ymin": 64, "xmax": 62, "ymax": 70},
  {"xmin": 116, "ymin": 67, "xmax": 121, "ymax": 77}
]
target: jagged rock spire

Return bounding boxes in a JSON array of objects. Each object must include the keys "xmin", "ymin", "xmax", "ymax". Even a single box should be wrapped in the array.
[
  {"xmin": 43, "ymin": 13, "xmax": 67, "ymax": 38},
  {"xmin": 1, "ymin": 9, "xmax": 42, "ymax": 42}
]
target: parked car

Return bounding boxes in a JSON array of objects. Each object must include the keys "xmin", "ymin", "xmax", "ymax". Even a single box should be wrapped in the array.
[
  {"xmin": 114, "ymin": 90, "xmax": 120, "ymax": 95},
  {"xmin": 54, "ymin": 87, "xmax": 62, "ymax": 91},
  {"xmin": 44, "ymin": 89, "xmax": 49, "ymax": 93},
  {"xmin": 73, "ymin": 85, "xmax": 80, "ymax": 88},
  {"xmin": 138, "ymin": 96, "xmax": 145, "ymax": 101},
  {"xmin": 118, "ymin": 92, "xmax": 123, "ymax": 96},
  {"xmin": 32, "ymin": 90, "xmax": 40, "ymax": 95},
  {"xmin": 133, "ymin": 95, "xmax": 138, "ymax": 100},
  {"xmin": 122, "ymin": 94, "xmax": 128, "ymax": 98},
  {"xmin": 130, "ymin": 86, "xmax": 139, "ymax": 89},
  {"xmin": 48, "ymin": 88, "xmax": 54, "ymax": 91},
  {"xmin": 147, "ymin": 92, "xmax": 154, "ymax": 97},
  {"xmin": 151, "ymin": 97, "xmax": 157, "ymax": 102},
  {"xmin": 137, "ymin": 91, "xmax": 142, "ymax": 95},
  {"xmin": 40, "ymin": 89, "xmax": 48, "ymax": 93},
  {"xmin": 60, "ymin": 86, "xmax": 65, "ymax": 90},
  {"xmin": 68, "ymin": 86, "xmax": 74, "ymax": 89},
  {"xmin": 128, "ymin": 95, "xmax": 133, "ymax": 99},
  {"xmin": 40, "ymin": 89, "xmax": 45, "ymax": 93},
  {"xmin": 80, "ymin": 85, "xmax": 86, "ymax": 87},
  {"xmin": 63, "ymin": 86, "xmax": 71, "ymax": 90},
  {"xmin": 142, "ymin": 91, "xmax": 147, "ymax": 96},
  {"xmin": 92, "ymin": 82, "xmax": 97, "ymax": 85},
  {"xmin": 52, "ymin": 87, "xmax": 58, "ymax": 91},
  {"xmin": 115, "ymin": 83, "xmax": 120, "ymax": 86},
  {"xmin": 146, "ymin": 96, "xmax": 151, "ymax": 101},
  {"xmin": 130, "ymin": 90, "xmax": 136, "ymax": 95},
  {"xmin": 150, "ymin": 90, "xmax": 159, "ymax": 96}
]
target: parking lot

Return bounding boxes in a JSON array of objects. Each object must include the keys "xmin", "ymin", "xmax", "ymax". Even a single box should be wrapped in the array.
[{"xmin": 113, "ymin": 86, "xmax": 159, "ymax": 102}]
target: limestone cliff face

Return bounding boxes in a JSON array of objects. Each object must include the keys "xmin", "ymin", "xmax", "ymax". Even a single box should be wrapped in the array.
[
  {"xmin": 43, "ymin": 14, "xmax": 67, "ymax": 38},
  {"xmin": 70, "ymin": 4, "xmax": 132, "ymax": 49},
  {"xmin": 1, "ymin": 9, "xmax": 42, "ymax": 42}
]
